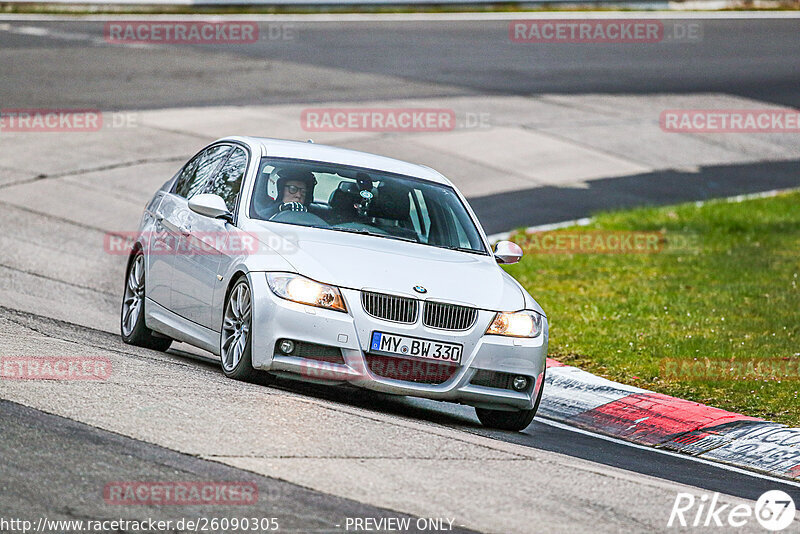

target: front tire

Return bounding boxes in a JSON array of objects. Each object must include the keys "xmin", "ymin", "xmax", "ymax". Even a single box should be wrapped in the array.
[
  {"xmin": 120, "ymin": 251, "xmax": 172, "ymax": 352},
  {"xmin": 220, "ymin": 277, "xmax": 260, "ymax": 382},
  {"xmin": 475, "ymin": 368, "xmax": 545, "ymax": 431}
]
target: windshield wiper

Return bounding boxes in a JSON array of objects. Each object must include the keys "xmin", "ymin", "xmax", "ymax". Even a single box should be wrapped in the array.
[
  {"xmin": 324, "ymin": 226, "xmax": 377, "ymax": 236},
  {"xmin": 331, "ymin": 226, "xmax": 419, "ymax": 243},
  {"xmin": 380, "ymin": 234, "xmax": 419, "ymax": 243},
  {"xmin": 306, "ymin": 224, "xmax": 484, "ymax": 252},
  {"xmin": 436, "ymin": 245, "xmax": 488, "ymax": 255}
]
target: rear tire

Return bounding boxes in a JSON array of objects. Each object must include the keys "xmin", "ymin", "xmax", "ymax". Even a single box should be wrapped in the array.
[
  {"xmin": 120, "ymin": 251, "xmax": 172, "ymax": 352},
  {"xmin": 475, "ymin": 368, "xmax": 546, "ymax": 431}
]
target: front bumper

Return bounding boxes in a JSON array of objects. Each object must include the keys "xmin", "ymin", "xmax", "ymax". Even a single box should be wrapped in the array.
[{"xmin": 249, "ymin": 274, "xmax": 548, "ymax": 411}]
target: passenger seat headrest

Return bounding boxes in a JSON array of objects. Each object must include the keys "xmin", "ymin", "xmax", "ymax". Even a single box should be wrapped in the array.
[{"xmin": 369, "ymin": 182, "xmax": 411, "ymax": 221}]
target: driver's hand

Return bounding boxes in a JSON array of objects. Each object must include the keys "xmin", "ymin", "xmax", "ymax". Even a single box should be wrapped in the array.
[{"xmin": 279, "ymin": 201, "xmax": 307, "ymax": 213}]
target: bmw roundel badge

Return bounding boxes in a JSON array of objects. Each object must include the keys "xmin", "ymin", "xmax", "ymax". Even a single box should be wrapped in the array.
[{"xmin": 413, "ymin": 285, "xmax": 427, "ymax": 294}]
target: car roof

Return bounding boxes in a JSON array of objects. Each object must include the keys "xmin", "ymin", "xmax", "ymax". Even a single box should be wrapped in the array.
[{"xmin": 220, "ymin": 136, "xmax": 452, "ymax": 186}]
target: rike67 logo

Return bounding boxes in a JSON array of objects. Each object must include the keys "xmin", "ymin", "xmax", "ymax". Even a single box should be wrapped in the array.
[{"xmin": 669, "ymin": 490, "xmax": 796, "ymax": 531}]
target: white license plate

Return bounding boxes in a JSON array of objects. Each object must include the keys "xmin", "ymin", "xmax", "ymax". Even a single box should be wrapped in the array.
[{"xmin": 370, "ymin": 331, "xmax": 462, "ymax": 364}]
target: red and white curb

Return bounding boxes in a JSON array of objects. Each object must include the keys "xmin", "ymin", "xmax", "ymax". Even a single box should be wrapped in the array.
[{"xmin": 541, "ymin": 358, "xmax": 800, "ymax": 481}]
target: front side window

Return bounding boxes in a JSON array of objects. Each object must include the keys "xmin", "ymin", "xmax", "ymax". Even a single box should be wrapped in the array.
[
  {"xmin": 204, "ymin": 146, "xmax": 248, "ymax": 211},
  {"xmin": 248, "ymin": 158, "xmax": 487, "ymax": 254},
  {"xmin": 174, "ymin": 145, "xmax": 231, "ymax": 200}
]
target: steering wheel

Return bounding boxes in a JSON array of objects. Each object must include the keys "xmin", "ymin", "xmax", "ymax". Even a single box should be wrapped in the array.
[{"xmin": 268, "ymin": 208, "xmax": 328, "ymax": 227}]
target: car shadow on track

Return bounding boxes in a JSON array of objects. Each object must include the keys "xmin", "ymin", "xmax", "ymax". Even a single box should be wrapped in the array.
[{"xmin": 167, "ymin": 346, "xmax": 484, "ymax": 429}]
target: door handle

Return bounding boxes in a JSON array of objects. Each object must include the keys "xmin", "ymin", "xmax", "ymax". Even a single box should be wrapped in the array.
[
  {"xmin": 154, "ymin": 210, "xmax": 165, "ymax": 222},
  {"xmin": 179, "ymin": 225, "xmax": 191, "ymax": 236}
]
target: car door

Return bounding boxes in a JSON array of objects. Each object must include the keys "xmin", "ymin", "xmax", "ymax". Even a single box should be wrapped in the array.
[
  {"xmin": 147, "ymin": 155, "xmax": 201, "ymax": 308},
  {"xmin": 171, "ymin": 145, "xmax": 249, "ymax": 330},
  {"xmin": 167, "ymin": 144, "xmax": 233, "ymax": 324},
  {"xmin": 188, "ymin": 147, "xmax": 250, "ymax": 331}
]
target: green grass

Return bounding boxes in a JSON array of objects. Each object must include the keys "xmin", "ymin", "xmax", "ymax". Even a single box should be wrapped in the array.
[{"xmin": 504, "ymin": 191, "xmax": 800, "ymax": 426}]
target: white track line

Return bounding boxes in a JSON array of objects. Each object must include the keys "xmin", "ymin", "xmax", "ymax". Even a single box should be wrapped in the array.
[
  {"xmin": 487, "ymin": 186, "xmax": 800, "ymax": 243},
  {"xmin": 537, "ymin": 417, "xmax": 800, "ymax": 489},
  {"xmin": 1, "ymin": 12, "xmax": 800, "ymax": 22},
  {"xmin": 487, "ymin": 217, "xmax": 591, "ymax": 243},
  {"xmin": 0, "ymin": 22, "xmax": 157, "ymax": 47}
]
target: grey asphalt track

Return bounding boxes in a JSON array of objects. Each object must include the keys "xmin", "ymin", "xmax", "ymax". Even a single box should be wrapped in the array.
[
  {"xmin": 260, "ymin": 372, "xmax": 800, "ymax": 503},
  {"xmin": 1, "ymin": 303, "xmax": 798, "ymax": 531},
  {"xmin": 1, "ymin": 14, "xmax": 799, "ymax": 533},
  {"xmin": 2, "ymin": 17, "xmax": 799, "ymax": 233},
  {"xmin": 0, "ymin": 399, "xmax": 476, "ymax": 534},
  {"xmin": 1, "ymin": 18, "xmax": 799, "ymax": 109}
]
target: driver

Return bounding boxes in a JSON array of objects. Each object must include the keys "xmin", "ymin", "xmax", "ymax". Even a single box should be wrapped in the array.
[{"xmin": 265, "ymin": 168, "xmax": 317, "ymax": 218}]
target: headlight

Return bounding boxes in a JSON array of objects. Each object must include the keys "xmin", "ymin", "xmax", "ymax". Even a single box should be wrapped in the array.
[
  {"xmin": 266, "ymin": 273, "xmax": 347, "ymax": 312},
  {"xmin": 486, "ymin": 310, "xmax": 543, "ymax": 338}
]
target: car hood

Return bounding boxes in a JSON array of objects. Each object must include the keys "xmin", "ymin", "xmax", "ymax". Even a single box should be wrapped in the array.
[{"xmin": 244, "ymin": 222, "xmax": 528, "ymax": 312}]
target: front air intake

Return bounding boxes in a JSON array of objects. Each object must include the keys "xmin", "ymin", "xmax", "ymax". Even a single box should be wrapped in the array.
[
  {"xmin": 422, "ymin": 301, "xmax": 477, "ymax": 331},
  {"xmin": 361, "ymin": 291, "xmax": 419, "ymax": 324}
]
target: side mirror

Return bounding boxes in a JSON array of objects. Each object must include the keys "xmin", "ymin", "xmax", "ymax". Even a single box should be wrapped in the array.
[
  {"xmin": 188, "ymin": 194, "xmax": 233, "ymax": 222},
  {"xmin": 494, "ymin": 240, "xmax": 523, "ymax": 264}
]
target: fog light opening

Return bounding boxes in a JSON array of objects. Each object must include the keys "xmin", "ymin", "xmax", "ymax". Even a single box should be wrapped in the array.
[
  {"xmin": 512, "ymin": 376, "xmax": 529, "ymax": 391},
  {"xmin": 279, "ymin": 339, "xmax": 295, "ymax": 355}
]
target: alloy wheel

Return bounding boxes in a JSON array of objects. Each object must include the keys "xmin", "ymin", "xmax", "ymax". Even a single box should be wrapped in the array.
[
  {"xmin": 221, "ymin": 282, "xmax": 252, "ymax": 372},
  {"xmin": 121, "ymin": 254, "xmax": 145, "ymax": 337}
]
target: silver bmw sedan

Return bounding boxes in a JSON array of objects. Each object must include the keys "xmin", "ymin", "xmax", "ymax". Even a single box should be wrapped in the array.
[{"xmin": 121, "ymin": 136, "xmax": 548, "ymax": 431}]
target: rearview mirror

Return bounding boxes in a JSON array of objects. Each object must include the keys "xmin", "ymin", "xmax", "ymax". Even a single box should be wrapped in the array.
[
  {"xmin": 494, "ymin": 240, "xmax": 523, "ymax": 264},
  {"xmin": 188, "ymin": 194, "xmax": 233, "ymax": 221}
]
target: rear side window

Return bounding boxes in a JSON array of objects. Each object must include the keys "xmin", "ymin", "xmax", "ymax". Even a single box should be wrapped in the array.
[
  {"xmin": 205, "ymin": 146, "xmax": 248, "ymax": 211},
  {"xmin": 174, "ymin": 145, "xmax": 231, "ymax": 199}
]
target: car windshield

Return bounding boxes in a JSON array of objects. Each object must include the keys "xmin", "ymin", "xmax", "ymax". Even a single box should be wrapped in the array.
[{"xmin": 249, "ymin": 157, "xmax": 488, "ymax": 254}]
